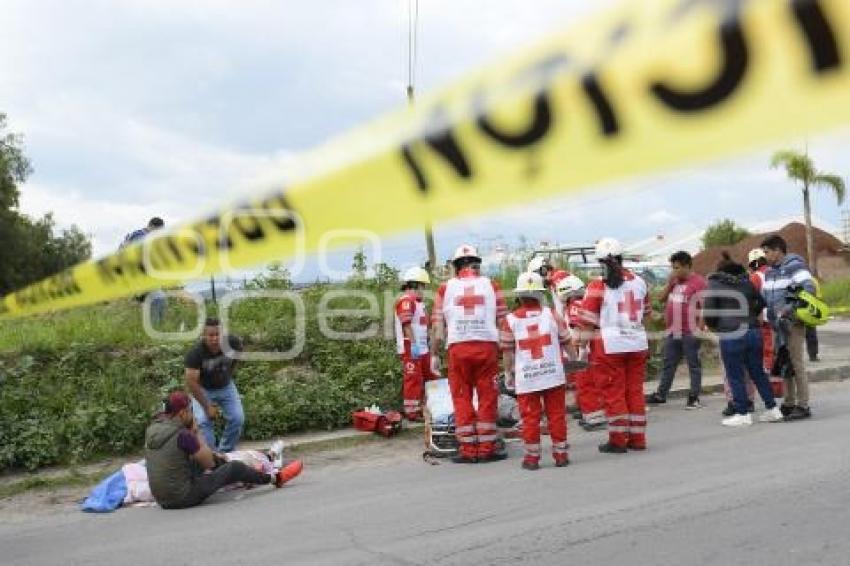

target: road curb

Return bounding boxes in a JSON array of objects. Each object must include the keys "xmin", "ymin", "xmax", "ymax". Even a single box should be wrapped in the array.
[
  {"xmin": 287, "ymin": 367, "xmax": 850, "ymax": 450},
  {"xmin": 659, "ymin": 364, "xmax": 850, "ymax": 400}
]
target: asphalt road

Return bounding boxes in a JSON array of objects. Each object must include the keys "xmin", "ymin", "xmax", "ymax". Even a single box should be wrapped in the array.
[{"xmin": 2, "ymin": 379, "xmax": 850, "ymax": 566}]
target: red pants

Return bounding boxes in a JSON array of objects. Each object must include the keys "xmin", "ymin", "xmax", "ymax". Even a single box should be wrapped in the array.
[
  {"xmin": 761, "ymin": 323, "xmax": 774, "ymax": 372},
  {"xmin": 517, "ymin": 386, "xmax": 568, "ymax": 463},
  {"xmin": 447, "ymin": 342, "xmax": 500, "ymax": 458},
  {"xmin": 574, "ymin": 365, "xmax": 605, "ymax": 423},
  {"xmin": 400, "ymin": 353, "xmax": 433, "ymax": 419},
  {"xmin": 592, "ymin": 349, "xmax": 648, "ymax": 449}
]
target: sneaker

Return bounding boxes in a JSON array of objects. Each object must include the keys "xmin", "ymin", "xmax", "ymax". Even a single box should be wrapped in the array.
[
  {"xmin": 598, "ymin": 442, "xmax": 627, "ymax": 454},
  {"xmin": 747, "ymin": 401, "xmax": 755, "ymax": 413},
  {"xmin": 721, "ymin": 413, "xmax": 753, "ymax": 427},
  {"xmin": 780, "ymin": 404, "xmax": 794, "ymax": 417},
  {"xmin": 521, "ymin": 459, "xmax": 540, "ymax": 471},
  {"xmin": 784, "ymin": 406, "xmax": 812, "ymax": 421},
  {"xmin": 553, "ymin": 454, "xmax": 570, "ymax": 467},
  {"xmin": 478, "ymin": 452, "xmax": 508, "ymax": 463},
  {"xmin": 759, "ymin": 406, "xmax": 784, "ymax": 423},
  {"xmin": 581, "ymin": 421, "xmax": 607, "ymax": 432},
  {"xmin": 685, "ymin": 395, "xmax": 703, "ymax": 410},
  {"xmin": 274, "ymin": 460, "xmax": 303, "ymax": 487},
  {"xmin": 268, "ymin": 439, "xmax": 285, "ymax": 469},
  {"xmin": 646, "ymin": 392, "xmax": 666, "ymax": 405},
  {"xmin": 721, "ymin": 402, "xmax": 735, "ymax": 417}
]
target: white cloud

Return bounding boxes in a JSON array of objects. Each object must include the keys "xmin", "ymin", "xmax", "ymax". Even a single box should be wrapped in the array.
[
  {"xmin": 645, "ymin": 209, "xmax": 681, "ymax": 225},
  {"xmin": 2, "ymin": 0, "xmax": 848, "ymax": 278}
]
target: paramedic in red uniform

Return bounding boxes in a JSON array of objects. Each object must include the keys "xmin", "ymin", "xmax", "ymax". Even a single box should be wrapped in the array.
[
  {"xmin": 432, "ymin": 244, "xmax": 508, "ymax": 464},
  {"xmin": 394, "ymin": 266, "xmax": 434, "ymax": 421},
  {"xmin": 557, "ymin": 275, "xmax": 607, "ymax": 431},
  {"xmin": 501, "ymin": 272, "xmax": 570, "ymax": 470},
  {"xmin": 580, "ymin": 238, "xmax": 651, "ymax": 453}
]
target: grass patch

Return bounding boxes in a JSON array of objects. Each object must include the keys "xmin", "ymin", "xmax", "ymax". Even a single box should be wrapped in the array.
[
  {"xmin": 0, "ymin": 468, "xmax": 110, "ymax": 500},
  {"xmin": 822, "ymin": 278, "xmax": 850, "ymax": 310}
]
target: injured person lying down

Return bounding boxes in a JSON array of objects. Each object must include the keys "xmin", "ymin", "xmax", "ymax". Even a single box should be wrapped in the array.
[{"xmin": 144, "ymin": 391, "xmax": 303, "ymax": 510}]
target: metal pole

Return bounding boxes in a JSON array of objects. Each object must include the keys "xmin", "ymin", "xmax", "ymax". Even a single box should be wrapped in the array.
[{"xmin": 407, "ymin": 0, "xmax": 437, "ymax": 272}]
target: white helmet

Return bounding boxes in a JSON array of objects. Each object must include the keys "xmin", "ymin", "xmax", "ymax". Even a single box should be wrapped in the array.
[
  {"xmin": 527, "ymin": 255, "xmax": 551, "ymax": 274},
  {"xmin": 556, "ymin": 274, "xmax": 585, "ymax": 299},
  {"xmin": 514, "ymin": 272, "xmax": 546, "ymax": 294},
  {"xmin": 452, "ymin": 244, "xmax": 480, "ymax": 262},
  {"xmin": 402, "ymin": 266, "xmax": 430, "ymax": 285},
  {"xmin": 595, "ymin": 237, "xmax": 623, "ymax": 260},
  {"xmin": 747, "ymin": 248, "xmax": 766, "ymax": 264}
]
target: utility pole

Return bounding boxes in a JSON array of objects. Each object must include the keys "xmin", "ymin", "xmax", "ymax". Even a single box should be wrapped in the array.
[{"xmin": 407, "ymin": 0, "xmax": 437, "ymax": 272}]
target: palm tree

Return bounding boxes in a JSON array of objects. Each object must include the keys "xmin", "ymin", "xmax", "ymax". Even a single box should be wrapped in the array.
[{"xmin": 770, "ymin": 150, "xmax": 846, "ymax": 275}]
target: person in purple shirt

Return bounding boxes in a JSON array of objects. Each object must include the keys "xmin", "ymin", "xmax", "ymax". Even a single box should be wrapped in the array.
[{"xmin": 647, "ymin": 251, "xmax": 708, "ymax": 409}]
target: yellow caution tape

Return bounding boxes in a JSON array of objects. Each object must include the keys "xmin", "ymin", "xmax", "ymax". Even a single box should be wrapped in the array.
[{"xmin": 3, "ymin": 0, "xmax": 850, "ymax": 319}]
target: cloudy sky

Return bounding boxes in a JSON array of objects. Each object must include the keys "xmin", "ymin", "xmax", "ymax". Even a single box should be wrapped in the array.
[{"xmin": 2, "ymin": 0, "xmax": 848, "ymax": 281}]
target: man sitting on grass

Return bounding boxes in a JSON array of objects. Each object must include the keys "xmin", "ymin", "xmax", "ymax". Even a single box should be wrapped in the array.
[{"xmin": 144, "ymin": 391, "xmax": 302, "ymax": 510}]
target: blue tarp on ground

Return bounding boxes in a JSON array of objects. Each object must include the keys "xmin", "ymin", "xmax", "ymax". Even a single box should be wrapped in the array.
[{"xmin": 80, "ymin": 470, "xmax": 127, "ymax": 513}]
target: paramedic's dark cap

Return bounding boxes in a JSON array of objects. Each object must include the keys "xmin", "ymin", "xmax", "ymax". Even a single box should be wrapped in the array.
[{"xmin": 165, "ymin": 391, "xmax": 191, "ymax": 414}]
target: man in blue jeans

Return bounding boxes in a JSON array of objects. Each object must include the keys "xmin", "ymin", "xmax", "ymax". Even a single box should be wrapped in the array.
[
  {"xmin": 646, "ymin": 251, "xmax": 707, "ymax": 409},
  {"xmin": 703, "ymin": 252, "xmax": 783, "ymax": 426},
  {"xmin": 185, "ymin": 318, "xmax": 244, "ymax": 452}
]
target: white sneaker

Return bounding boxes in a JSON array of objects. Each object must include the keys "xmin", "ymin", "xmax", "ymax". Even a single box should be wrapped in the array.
[
  {"xmin": 759, "ymin": 406, "xmax": 784, "ymax": 423},
  {"xmin": 722, "ymin": 413, "xmax": 753, "ymax": 427}
]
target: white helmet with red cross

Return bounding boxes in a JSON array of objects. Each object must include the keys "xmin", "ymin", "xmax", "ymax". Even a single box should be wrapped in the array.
[{"xmin": 452, "ymin": 244, "xmax": 480, "ymax": 262}]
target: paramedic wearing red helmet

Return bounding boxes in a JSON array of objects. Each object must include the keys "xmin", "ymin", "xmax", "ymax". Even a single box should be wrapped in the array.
[
  {"xmin": 432, "ymin": 244, "xmax": 508, "ymax": 463},
  {"xmin": 394, "ymin": 266, "xmax": 435, "ymax": 421},
  {"xmin": 580, "ymin": 238, "xmax": 651, "ymax": 453}
]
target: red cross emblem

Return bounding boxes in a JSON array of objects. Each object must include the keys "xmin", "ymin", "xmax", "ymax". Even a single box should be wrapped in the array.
[
  {"xmin": 455, "ymin": 285, "xmax": 484, "ymax": 315},
  {"xmin": 518, "ymin": 324, "xmax": 552, "ymax": 360},
  {"xmin": 618, "ymin": 290, "xmax": 642, "ymax": 322}
]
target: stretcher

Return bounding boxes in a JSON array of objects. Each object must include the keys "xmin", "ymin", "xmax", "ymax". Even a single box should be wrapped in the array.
[{"xmin": 423, "ymin": 378, "xmax": 459, "ymax": 457}]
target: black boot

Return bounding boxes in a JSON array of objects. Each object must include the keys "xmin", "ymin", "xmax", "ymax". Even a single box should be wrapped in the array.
[
  {"xmin": 451, "ymin": 454, "xmax": 478, "ymax": 464},
  {"xmin": 646, "ymin": 392, "xmax": 666, "ymax": 405},
  {"xmin": 598, "ymin": 442, "xmax": 627, "ymax": 454},
  {"xmin": 722, "ymin": 402, "xmax": 735, "ymax": 417}
]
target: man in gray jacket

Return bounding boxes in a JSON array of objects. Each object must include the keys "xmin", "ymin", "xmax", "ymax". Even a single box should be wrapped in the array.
[{"xmin": 760, "ymin": 235, "xmax": 816, "ymax": 421}]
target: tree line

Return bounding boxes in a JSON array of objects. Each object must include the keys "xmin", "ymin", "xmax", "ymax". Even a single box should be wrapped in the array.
[{"xmin": 0, "ymin": 112, "xmax": 91, "ymax": 296}]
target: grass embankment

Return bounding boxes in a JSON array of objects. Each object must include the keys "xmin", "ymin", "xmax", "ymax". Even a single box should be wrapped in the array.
[
  {"xmin": 822, "ymin": 278, "xmax": 850, "ymax": 314},
  {"xmin": 0, "ymin": 277, "xmax": 402, "ymax": 472},
  {"xmin": 0, "ymin": 265, "xmax": 696, "ymax": 475}
]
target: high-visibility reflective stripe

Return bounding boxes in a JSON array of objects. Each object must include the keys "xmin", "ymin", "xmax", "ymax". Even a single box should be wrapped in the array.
[
  {"xmin": 608, "ymin": 414, "xmax": 628, "ymax": 422},
  {"xmin": 553, "ymin": 446, "xmax": 568, "ymax": 455},
  {"xmin": 458, "ymin": 436, "xmax": 476, "ymax": 443},
  {"xmin": 477, "ymin": 422, "xmax": 497, "ymax": 431},
  {"xmin": 629, "ymin": 414, "xmax": 647, "ymax": 423},
  {"xmin": 524, "ymin": 444, "xmax": 541, "ymax": 454},
  {"xmin": 456, "ymin": 425, "xmax": 475, "ymax": 434},
  {"xmin": 477, "ymin": 434, "xmax": 499, "ymax": 443},
  {"xmin": 608, "ymin": 425, "xmax": 629, "ymax": 433}
]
